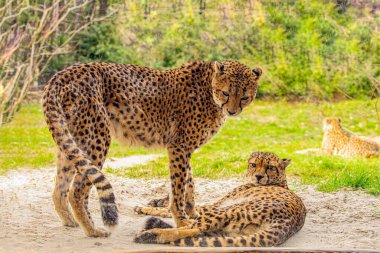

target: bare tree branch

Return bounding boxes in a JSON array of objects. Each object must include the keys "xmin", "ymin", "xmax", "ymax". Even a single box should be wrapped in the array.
[{"xmin": 0, "ymin": 0, "xmax": 115, "ymax": 125}]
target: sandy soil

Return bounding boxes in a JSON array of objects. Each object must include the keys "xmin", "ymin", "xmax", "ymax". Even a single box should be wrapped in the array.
[{"xmin": 0, "ymin": 155, "xmax": 379, "ymax": 253}]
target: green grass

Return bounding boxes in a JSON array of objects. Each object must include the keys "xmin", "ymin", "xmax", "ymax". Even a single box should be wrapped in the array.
[
  {"xmin": 0, "ymin": 104, "xmax": 161, "ymax": 173},
  {"xmin": 1, "ymin": 100, "xmax": 379, "ymax": 194}
]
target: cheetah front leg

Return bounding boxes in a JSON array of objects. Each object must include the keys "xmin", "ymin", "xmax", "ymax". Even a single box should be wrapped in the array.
[
  {"xmin": 135, "ymin": 227, "xmax": 201, "ymax": 244},
  {"xmin": 321, "ymin": 138, "xmax": 334, "ymax": 155},
  {"xmin": 184, "ymin": 163, "xmax": 198, "ymax": 219},
  {"xmin": 134, "ymin": 206, "xmax": 172, "ymax": 218},
  {"xmin": 135, "ymin": 207, "xmax": 228, "ymax": 244},
  {"xmin": 167, "ymin": 146, "xmax": 196, "ymax": 227}
]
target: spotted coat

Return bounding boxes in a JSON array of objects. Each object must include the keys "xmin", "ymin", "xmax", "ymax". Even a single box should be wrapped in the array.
[
  {"xmin": 321, "ymin": 117, "xmax": 379, "ymax": 158},
  {"xmin": 134, "ymin": 151, "xmax": 306, "ymax": 247},
  {"xmin": 42, "ymin": 61, "xmax": 262, "ymax": 237}
]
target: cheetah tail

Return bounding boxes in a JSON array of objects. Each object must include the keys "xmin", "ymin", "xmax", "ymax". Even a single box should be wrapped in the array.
[
  {"xmin": 171, "ymin": 230, "xmax": 286, "ymax": 247},
  {"xmin": 42, "ymin": 89, "xmax": 118, "ymax": 226}
]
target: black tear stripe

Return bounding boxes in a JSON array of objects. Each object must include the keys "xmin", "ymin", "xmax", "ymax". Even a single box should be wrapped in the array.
[{"xmin": 221, "ymin": 96, "xmax": 229, "ymax": 107}]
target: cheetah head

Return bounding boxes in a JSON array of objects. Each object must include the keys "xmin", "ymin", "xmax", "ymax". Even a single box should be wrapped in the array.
[
  {"xmin": 246, "ymin": 151, "xmax": 291, "ymax": 188},
  {"xmin": 211, "ymin": 61, "xmax": 262, "ymax": 116},
  {"xmin": 323, "ymin": 117, "xmax": 342, "ymax": 132}
]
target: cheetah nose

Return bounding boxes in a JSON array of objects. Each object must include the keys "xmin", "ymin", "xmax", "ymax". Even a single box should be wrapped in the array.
[
  {"xmin": 256, "ymin": 175, "xmax": 263, "ymax": 181},
  {"xmin": 227, "ymin": 109, "xmax": 237, "ymax": 116}
]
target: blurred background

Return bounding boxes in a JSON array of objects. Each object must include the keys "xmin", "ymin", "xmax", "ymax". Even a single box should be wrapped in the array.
[{"xmin": 1, "ymin": 0, "xmax": 380, "ymax": 124}]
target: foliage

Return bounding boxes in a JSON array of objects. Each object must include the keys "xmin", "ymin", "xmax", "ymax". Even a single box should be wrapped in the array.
[
  {"xmin": 1, "ymin": 100, "xmax": 379, "ymax": 195},
  {"xmin": 70, "ymin": 0, "xmax": 380, "ymax": 100},
  {"xmin": 0, "ymin": 0, "xmax": 115, "ymax": 126},
  {"xmin": 2, "ymin": 0, "xmax": 380, "ymax": 126}
]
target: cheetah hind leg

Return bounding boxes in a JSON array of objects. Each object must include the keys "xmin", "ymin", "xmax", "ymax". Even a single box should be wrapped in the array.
[
  {"xmin": 184, "ymin": 167, "xmax": 198, "ymax": 219},
  {"xmin": 68, "ymin": 173, "xmax": 111, "ymax": 237},
  {"xmin": 171, "ymin": 220, "xmax": 290, "ymax": 247},
  {"xmin": 52, "ymin": 153, "xmax": 78, "ymax": 227},
  {"xmin": 170, "ymin": 228, "xmax": 287, "ymax": 247}
]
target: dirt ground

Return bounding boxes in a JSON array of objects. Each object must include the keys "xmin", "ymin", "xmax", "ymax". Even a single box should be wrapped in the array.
[{"xmin": 0, "ymin": 155, "xmax": 379, "ymax": 253}]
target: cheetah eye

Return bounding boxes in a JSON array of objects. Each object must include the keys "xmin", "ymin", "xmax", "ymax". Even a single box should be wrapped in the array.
[
  {"xmin": 266, "ymin": 165, "xmax": 276, "ymax": 170},
  {"xmin": 222, "ymin": 91, "xmax": 229, "ymax": 97},
  {"xmin": 251, "ymin": 163, "xmax": 256, "ymax": 168},
  {"xmin": 241, "ymin": 96, "xmax": 249, "ymax": 100}
]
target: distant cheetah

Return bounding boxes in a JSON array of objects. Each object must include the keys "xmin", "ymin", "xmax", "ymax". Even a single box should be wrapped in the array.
[
  {"xmin": 321, "ymin": 117, "xmax": 379, "ymax": 158},
  {"xmin": 42, "ymin": 61, "xmax": 262, "ymax": 236},
  {"xmin": 134, "ymin": 151, "xmax": 306, "ymax": 247}
]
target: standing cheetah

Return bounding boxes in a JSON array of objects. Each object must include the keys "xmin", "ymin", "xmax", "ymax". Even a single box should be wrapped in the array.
[
  {"xmin": 134, "ymin": 151, "xmax": 306, "ymax": 247},
  {"xmin": 321, "ymin": 117, "xmax": 379, "ymax": 158},
  {"xmin": 42, "ymin": 61, "xmax": 262, "ymax": 237}
]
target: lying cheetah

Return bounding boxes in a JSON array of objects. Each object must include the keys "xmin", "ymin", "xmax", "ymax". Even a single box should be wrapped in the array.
[
  {"xmin": 134, "ymin": 151, "xmax": 306, "ymax": 247},
  {"xmin": 42, "ymin": 61, "xmax": 262, "ymax": 237},
  {"xmin": 321, "ymin": 117, "xmax": 379, "ymax": 158}
]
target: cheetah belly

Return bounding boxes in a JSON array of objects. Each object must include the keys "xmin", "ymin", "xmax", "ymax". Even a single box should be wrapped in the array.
[{"xmin": 109, "ymin": 118, "xmax": 165, "ymax": 149}]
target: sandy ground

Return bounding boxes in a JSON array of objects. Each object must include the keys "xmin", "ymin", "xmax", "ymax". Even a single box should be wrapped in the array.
[{"xmin": 0, "ymin": 155, "xmax": 379, "ymax": 253}]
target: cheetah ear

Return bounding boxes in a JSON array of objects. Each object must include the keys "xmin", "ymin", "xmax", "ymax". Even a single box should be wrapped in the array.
[
  {"xmin": 214, "ymin": 61, "xmax": 224, "ymax": 74},
  {"xmin": 252, "ymin": 67, "xmax": 262, "ymax": 79},
  {"xmin": 281, "ymin": 158, "xmax": 292, "ymax": 168},
  {"xmin": 338, "ymin": 118, "xmax": 342, "ymax": 123}
]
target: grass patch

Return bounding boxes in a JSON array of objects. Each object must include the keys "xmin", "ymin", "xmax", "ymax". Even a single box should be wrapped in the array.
[
  {"xmin": 107, "ymin": 99, "xmax": 380, "ymax": 195},
  {"xmin": 0, "ymin": 105, "xmax": 56, "ymax": 172},
  {"xmin": 0, "ymin": 104, "xmax": 162, "ymax": 174},
  {"xmin": 1, "ymin": 100, "xmax": 379, "ymax": 194}
]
